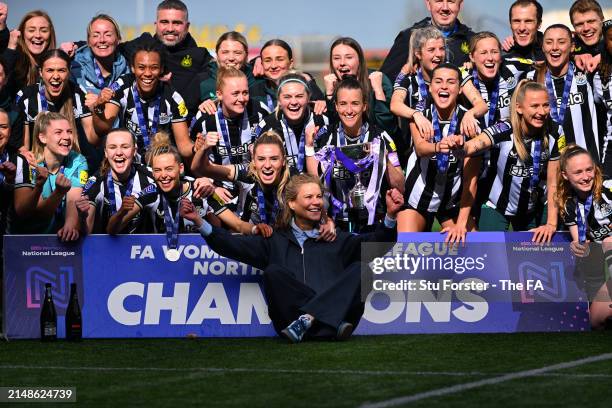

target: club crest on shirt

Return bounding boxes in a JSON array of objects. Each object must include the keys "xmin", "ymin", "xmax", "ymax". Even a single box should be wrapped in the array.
[
  {"xmin": 575, "ymin": 72, "xmax": 587, "ymax": 86},
  {"xmin": 181, "ymin": 55, "xmax": 193, "ymax": 68},
  {"xmin": 159, "ymin": 113, "xmax": 171, "ymax": 124},
  {"xmin": 505, "ymin": 76, "xmax": 517, "ymax": 90},
  {"xmin": 461, "ymin": 42, "xmax": 469, "ymax": 54},
  {"xmin": 598, "ymin": 202, "xmax": 612, "ymax": 218}
]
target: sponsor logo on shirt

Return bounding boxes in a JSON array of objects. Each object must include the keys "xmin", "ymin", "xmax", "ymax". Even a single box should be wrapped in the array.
[
  {"xmin": 79, "ymin": 170, "xmax": 89, "ymax": 186},
  {"xmin": 557, "ymin": 134, "xmax": 566, "ymax": 151},
  {"xmin": 178, "ymin": 101, "xmax": 188, "ymax": 117},
  {"xmin": 554, "ymin": 92, "xmax": 584, "ymax": 107},
  {"xmin": 461, "ymin": 42, "xmax": 469, "ymax": 54},
  {"xmin": 217, "ymin": 142, "xmax": 253, "ymax": 157}
]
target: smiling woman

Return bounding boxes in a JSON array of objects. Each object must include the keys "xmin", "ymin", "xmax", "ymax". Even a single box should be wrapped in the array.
[
  {"xmin": 4, "ymin": 10, "xmax": 56, "ymax": 96},
  {"xmin": 91, "ymin": 42, "xmax": 193, "ymax": 163},
  {"xmin": 11, "ymin": 112, "xmax": 88, "ymax": 241},
  {"xmin": 190, "ymin": 67, "xmax": 269, "ymax": 214},
  {"xmin": 16, "ymin": 49, "xmax": 99, "ymax": 167},
  {"xmin": 180, "ymin": 172, "xmax": 404, "ymax": 343},
  {"xmin": 70, "ymin": 14, "xmax": 130, "ymax": 96},
  {"xmin": 254, "ymin": 72, "xmax": 329, "ymax": 173}
]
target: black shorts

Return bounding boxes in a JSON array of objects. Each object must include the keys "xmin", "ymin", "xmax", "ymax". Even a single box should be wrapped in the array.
[{"xmin": 403, "ymin": 203, "xmax": 459, "ymax": 231}]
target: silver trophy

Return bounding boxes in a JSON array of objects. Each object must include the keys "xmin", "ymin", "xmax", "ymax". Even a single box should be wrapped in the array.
[{"xmin": 350, "ymin": 173, "xmax": 366, "ymax": 209}]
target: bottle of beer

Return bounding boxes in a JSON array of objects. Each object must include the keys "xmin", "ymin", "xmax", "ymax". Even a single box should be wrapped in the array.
[
  {"xmin": 65, "ymin": 283, "xmax": 82, "ymax": 341},
  {"xmin": 40, "ymin": 283, "xmax": 57, "ymax": 341}
]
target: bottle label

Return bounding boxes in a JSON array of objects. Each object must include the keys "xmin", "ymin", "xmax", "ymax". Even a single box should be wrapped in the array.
[{"xmin": 43, "ymin": 324, "xmax": 56, "ymax": 336}]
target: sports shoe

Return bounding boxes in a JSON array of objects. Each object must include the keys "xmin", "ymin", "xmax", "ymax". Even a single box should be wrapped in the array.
[
  {"xmin": 281, "ymin": 315, "xmax": 312, "ymax": 343},
  {"xmin": 336, "ymin": 321, "xmax": 354, "ymax": 341}
]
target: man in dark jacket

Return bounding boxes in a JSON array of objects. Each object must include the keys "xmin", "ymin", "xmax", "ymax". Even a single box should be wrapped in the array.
[
  {"xmin": 119, "ymin": 0, "xmax": 213, "ymax": 119},
  {"xmin": 502, "ymin": 0, "xmax": 545, "ymax": 63},
  {"xmin": 180, "ymin": 174, "xmax": 404, "ymax": 343},
  {"xmin": 380, "ymin": 0, "xmax": 474, "ymax": 83}
]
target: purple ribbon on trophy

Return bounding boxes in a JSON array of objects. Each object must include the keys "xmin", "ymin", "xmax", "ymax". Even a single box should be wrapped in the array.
[{"xmin": 315, "ymin": 137, "xmax": 384, "ymax": 224}]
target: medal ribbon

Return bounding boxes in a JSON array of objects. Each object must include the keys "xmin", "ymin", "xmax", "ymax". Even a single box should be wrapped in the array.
[
  {"xmin": 472, "ymin": 68, "xmax": 499, "ymax": 126},
  {"xmin": 106, "ymin": 168, "xmax": 135, "ymax": 215},
  {"xmin": 0, "ymin": 152, "xmax": 8, "ymax": 184},
  {"xmin": 545, "ymin": 63, "xmax": 574, "ymax": 125},
  {"xmin": 256, "ymin": 185, "xmax": 279, "ymax": 224},
  {"xmin": 576, "ymin": 194, "xmax": 593, "ymax": 244},
  {"xmin": 132, "ymin": 84, "xmax": 161, "ymax": 148},
  {"xmin": 432, "ymin": 107, "xmax": 458, "ymax": 173},
  {"xmin": 161, "ymin": 195, "xmax": 180, "ymax": 250},
  {"xmin": 282, "ymin": 116, "xmax": 307, "ymax": 172}
]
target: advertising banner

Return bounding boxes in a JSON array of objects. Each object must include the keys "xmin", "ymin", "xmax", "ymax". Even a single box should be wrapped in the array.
[{"xmin": 3, "ymin": 232, "xmax": 591, "ymax": 339}]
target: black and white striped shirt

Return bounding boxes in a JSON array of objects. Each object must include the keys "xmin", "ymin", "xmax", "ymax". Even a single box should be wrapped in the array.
[
  {"xmin": 255, "ymin": 110, "xmax": 328, "ymax": 173},
  {"xmin": 135, "ymin": 177, "xmax": 213, "ymax": 233},
  {"xmin": 482, "ymin": 121, "xmax": 561, "ymax": 216},
  {"xmin": 527, "ymin": 66, "xmax": 602, "ymax": 164},
  {"xmin": 503, "ymin": 56, "xmax": 535, "ymax": 84},
  {"xmin": 563, "ymin": 189, "xmax": 612, "ymax": 242},
  {"xmin": 393, "ymin": 71, "xmax": 429, "ymax": 110},
  {"xmin": 110, "ymin": 74, "xmax": 189, "ymax": 158},
  {"xmin": 84, "ymin": 164, "xmax": 155, "ymax": 233},
  {"xmin": 316, "ymin": 123, "xmax": 398, "ymax": 222},
  {"xmin": 4, "ymin": 153, "xmax": 30, "ymax": 234},
  {"xmin": 189, "ymin": 100, "xmax": 269, "ymax": 165},
  {"xmin": 460, "ymin": 63, "xmax": 522, "ymax": 127},
  {"xmin": 592, "ymin": 71, "xmax": 612, "ymax": 176},
  {"xmin": 404, "ymin": 105, "xmax": 472, "ymax": 213},
  {"xmin": 16, "ymin": 82, "xmax": 91, "ymax": 144}
]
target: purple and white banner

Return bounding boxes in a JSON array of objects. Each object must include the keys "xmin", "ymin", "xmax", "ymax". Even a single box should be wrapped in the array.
[{"xmin": 2, "ymin": 232, "xmax": 590, "ymax": 339}]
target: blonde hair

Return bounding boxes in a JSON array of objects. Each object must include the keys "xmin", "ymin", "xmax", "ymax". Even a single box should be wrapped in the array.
[
  {"xmin": 509, "ymin": 80, "xmax": 550, "ymax": 162},
  {"xmin": 31, "ymin": 111, "xmax": 80, "ymax": 163},
  {"xmin": 275, "ymin": 173, "xmax": 324, "ymax": 230},
  {"xmin": 145, "ymin": 131, "xmax": 181, "ymax": 167},
  {"xmin": 248, "ymin": 130, "xmax": 291, "ymax": 205},
  {"xmin": 215, "ymin": 66, "xmax": 247, "ymax": 92},
  {"xmin": 556, "ymin": 144, "xmax": 603, "ymax": 217},
  {"xmin": 87, "ymin": 13, "xmax": 122, "ymax": 41},
  {"xmin": 469, "ymin": 31, "xmax": 501, "ymax": 55},
  {"xmin": 407, "ymin": 26, "xmax": 445, "ymax": 69}
]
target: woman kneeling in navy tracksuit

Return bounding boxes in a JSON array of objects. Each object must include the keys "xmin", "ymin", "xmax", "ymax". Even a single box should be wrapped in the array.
[{"xmin": 179, "ymin": 173, "xmax": 403, "ymax": 343}]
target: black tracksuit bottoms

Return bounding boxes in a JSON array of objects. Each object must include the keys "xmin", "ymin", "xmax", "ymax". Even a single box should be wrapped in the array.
[{"xmin": 262, "ymin": 262, "xmax": 364, "ymax": 338}]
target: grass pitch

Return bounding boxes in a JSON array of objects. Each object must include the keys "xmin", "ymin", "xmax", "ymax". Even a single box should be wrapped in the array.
[{"xmin": 1, "ymin": 332, "xmax": 611, "ymax": 407}]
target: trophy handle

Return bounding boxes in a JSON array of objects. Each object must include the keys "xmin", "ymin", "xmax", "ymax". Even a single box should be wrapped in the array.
[{"xmin": 363, "ymin": 142, "xmax": 371, "ymax": 154}]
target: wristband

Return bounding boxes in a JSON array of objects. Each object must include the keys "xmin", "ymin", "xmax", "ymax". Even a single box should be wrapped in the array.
[{"xmin": 305, "ymin": 145, "xmax": 315, "ymax": 157}]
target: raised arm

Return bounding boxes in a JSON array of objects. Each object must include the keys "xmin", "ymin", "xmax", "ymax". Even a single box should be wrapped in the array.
[
  {"xmin": 180, "ymin": 198, "xmax": 270, "ymax": 269},
  {"xmin": 190, "ymin": 132, "xmax": 236, "ymax": 181}
]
